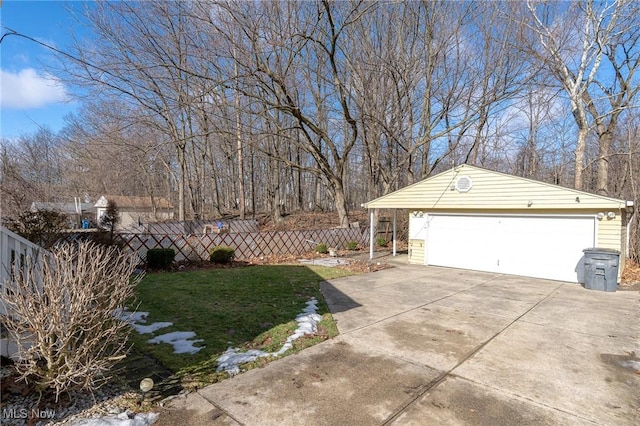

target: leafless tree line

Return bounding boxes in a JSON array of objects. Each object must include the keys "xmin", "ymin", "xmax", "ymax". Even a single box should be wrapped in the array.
[{"xmin": 1, "ymin": 0, "xmax": 639, "ymax": 256}]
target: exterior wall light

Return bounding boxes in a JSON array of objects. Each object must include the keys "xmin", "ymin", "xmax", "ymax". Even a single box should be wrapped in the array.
[
  {"xmin": 607, "ymin": 211, "xmax": 616, "ymax": 219},
  {"xmin": 596, "ymin": 212, "xmax": 605, "ymax": 220}
]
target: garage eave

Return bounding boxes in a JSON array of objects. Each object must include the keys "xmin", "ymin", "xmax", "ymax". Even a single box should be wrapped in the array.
[{"xmin": 364, "ymin": 165, "xmax": 630, "ymax": 211}]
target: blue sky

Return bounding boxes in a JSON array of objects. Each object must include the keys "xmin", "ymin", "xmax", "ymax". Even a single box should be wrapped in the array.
[{"xmin": 0, "ymin": 0, "xmax": 84, "ymax": 139}]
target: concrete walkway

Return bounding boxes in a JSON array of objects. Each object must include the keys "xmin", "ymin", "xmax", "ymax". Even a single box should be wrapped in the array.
[{"xmin": 155, "ymin": 260, "xmax": 640, "ymax": 425}]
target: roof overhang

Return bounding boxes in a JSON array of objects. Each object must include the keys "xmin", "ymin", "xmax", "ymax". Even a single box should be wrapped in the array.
[{"xmin": 364, "ymin": 165, "xmax": 630, "ymax": 211}]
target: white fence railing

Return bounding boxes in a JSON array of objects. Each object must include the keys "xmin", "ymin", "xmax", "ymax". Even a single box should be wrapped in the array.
[
  {"xmin": 1, "ymin": 226, "xmax": 44, "ymax": 358},
  {"xmin": 0, "ymin": 226, "xmax": 43, "ymax": 316}
]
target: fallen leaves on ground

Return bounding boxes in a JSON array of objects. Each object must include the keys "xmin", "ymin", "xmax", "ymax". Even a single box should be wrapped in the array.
[
  {"xmin": 620, "ymin": 259, "xmax": 640, "ymax": 290},
  {"xmin": 336, "ymin": 259, "xmax": 392, "ymax": 273},
  {"xmin": 246, "ymin": 250, "xmax": 393, "ymax": 274},
  {"xmin": 258, "ymin": 211, "xmax": 370, "ymax": 231},
  {"xmin": 622, "ymin": 259, "xmax": 640, "ymax": 283}
]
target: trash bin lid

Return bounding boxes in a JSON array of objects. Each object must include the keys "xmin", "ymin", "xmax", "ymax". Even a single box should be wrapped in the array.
[{"xmin": 583, "ymin": 247, "xmax": 620, "ymax": 254}]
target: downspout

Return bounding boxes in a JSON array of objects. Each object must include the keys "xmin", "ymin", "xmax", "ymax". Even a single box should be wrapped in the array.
[
  {"xmin": 392, "ymin": 209, "xmax": 397, "ymax": 256},
  {"xmin": 626, "ymin": 201, "xmax": 635, "ymax": 258}
]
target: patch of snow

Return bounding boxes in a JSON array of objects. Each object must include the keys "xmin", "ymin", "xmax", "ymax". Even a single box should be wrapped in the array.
[
  {"xmin": 114, "ymin": 308, "xmax": 149, "ymax": 324},
  {"xmin": 72, "ymin": 411, "xmax": 158, "ymax": 426},
  {"xmin": 216, "ymin": 348, "xmax": 273, "ymax": 374},
  {"xmin": 148, "ymin": 331, "xmax": 205, "ymax": 354},
  {"xmin": 216, "ymin": 298, "xmax": 322, "ymax": 375},
  {"xmin": 115, "ymin": 307, "xmax": 204, "ymax": 354},
  {"xmin": 133, "ymin": 322, "xmax": 174, "ymax": 334}
]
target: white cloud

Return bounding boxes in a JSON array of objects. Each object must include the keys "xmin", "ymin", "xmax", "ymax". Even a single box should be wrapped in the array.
[{"xmin": 0, "ymin": 68, "xmax": 68, "ymax": 109}]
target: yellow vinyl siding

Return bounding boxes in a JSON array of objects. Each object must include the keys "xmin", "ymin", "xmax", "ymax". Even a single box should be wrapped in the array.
[
  {"xmin": 596, "ymin": 215, "xmax": 625, "ymax": 281},
  {"xmin": 409, "ymin": 240, "xmax": 424, "ymax": 264},
  {"xmin": 366, "ymin": 165, "xmax": 627, "ymax": 210},
  {"xmin": 596, "ymin": 215, "xmax": 622, "ymax": 250}
]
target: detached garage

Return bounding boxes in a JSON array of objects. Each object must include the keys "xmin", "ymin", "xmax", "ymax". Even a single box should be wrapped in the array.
[{"xmin": 364, "ymin": 165, "xmax": 634, "ymax": 283}]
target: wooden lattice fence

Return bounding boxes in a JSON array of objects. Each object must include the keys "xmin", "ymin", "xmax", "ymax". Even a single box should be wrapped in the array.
[{"xmin": 115, "ymin": 227, "xmax": 368, "ymax": 262}]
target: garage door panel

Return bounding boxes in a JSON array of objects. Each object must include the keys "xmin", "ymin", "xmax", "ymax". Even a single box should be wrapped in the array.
[
  {"xmin": 426, "ymin": 215, "xmax": 595, "ymax": 282},
  {"xmin": 427, "ymin": 216, "xmax": 500, "ymax": 273},
  {"xmin": 497, "ymin": 217, "xmax": 594, "ymax": 282}
]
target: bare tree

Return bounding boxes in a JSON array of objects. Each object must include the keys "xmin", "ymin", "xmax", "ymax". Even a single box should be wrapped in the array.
[
  {"xmin": 61, "ymin": 100, "xmax": 170, "ymax": 201},
  {"xmin": 349, "ymin": 1, "xmax": 530, "ymax": 200},
  {"xmin": 207, "ymin": 0, "xmax": 372, "ymax": 227},
  {"xmin": 0, "ymin": 129, "xmax": 66, "ymax": 217},
  {"xmin": 4, "ymin": 0, "xmax": 638, "ymax": 233},
  {"xmin": 585, "ymin": 1, "xmax": 640, "ymax": 195},
  {"xmin": 60, "ymin": 1, "xmax": 230, "ymax": 220},
  {"xmin": 522, "ymin": 0, "xmax": 629, "ymax": 191}
]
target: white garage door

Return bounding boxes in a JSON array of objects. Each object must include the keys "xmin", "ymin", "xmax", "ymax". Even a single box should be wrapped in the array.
[{"xmin": 425, "ymin": 215, "xmax": 595, "ymax": 282}]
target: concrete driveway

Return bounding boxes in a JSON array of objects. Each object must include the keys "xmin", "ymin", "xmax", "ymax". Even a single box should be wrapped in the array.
[{"xmin": 156, "ymin": 261, "xmax": 640, "ymax": 425}]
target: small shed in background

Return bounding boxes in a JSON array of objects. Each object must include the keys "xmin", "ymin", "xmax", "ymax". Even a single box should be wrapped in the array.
[
  {"xmin": 94, "ymin": 195, "xmax": 174, "ymax": 230},
  {"xmin": 365, "ymin": 165, "xmax": 634, "ymax": 283}
]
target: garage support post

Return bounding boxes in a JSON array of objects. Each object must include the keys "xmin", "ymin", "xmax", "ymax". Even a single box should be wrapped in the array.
[{"xmin": 369, "ymin": 209, "xmax": 375, "ymax": 260}]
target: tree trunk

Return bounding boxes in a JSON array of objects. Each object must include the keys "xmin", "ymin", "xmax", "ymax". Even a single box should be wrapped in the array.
[
  {"xmin": 234, "ymin": 49, "xmax": 246, "ymax": 220},
  {"xmin": 235, "ymin": 99, "xmax": 246, "ymax": 219},
  {"xmin": 329, "ymin": 178, "xmax": 350, "ymax": 228},
  {"xmin": 176, "ymin": 145, "xmax": 186, "ymax": 221},
  {"xmin": 596, "ymin": 132, "xmax": 612, "ymax": 196},
  {"xmin": 574, "ymin": 127, "xmax": 587, "ymax": 190}
]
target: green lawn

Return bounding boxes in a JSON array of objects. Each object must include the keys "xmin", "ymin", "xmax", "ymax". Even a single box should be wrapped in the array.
[{"xmin": 127, "ymin": 264, "xmax": 351, "ymax": 386}]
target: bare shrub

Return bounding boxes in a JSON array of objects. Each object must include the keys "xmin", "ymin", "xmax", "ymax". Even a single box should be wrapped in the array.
[{"xmin": 1, "ymin": 241, "xmax": 143, "ymax": 400}]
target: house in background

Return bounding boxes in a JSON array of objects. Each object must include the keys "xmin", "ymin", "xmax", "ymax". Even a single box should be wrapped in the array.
[
  {"xmin": 30, "ymin": 200, "xmax": 96, "ymax": 229},
  {"xmin": 94, "ymin": 195, "xmax": 174, "ymax": 230}
]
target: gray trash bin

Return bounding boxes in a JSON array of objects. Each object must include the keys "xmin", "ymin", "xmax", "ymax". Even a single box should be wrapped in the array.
[{"xmin": 582, "ymin": 248, "xmax": 620, "ymax": 292}]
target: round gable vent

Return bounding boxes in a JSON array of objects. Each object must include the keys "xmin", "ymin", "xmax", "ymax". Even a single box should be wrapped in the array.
[{"xmin": 455, "ymin": 176, "xmax": 473, "ymax": 193}]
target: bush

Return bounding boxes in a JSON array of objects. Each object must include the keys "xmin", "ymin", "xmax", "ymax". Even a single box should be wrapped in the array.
[
  {"xmin": 315, "ymin": 243, "xmax": 328, "ymax": 254},
  {"xmin": 210, "ymin": 246, "xmax": 235, "ymax": 263},
  {"xmin": 2, "ymin": 242, "xmax": 143, "ymax": 400},
  {"xmin": 99, "ymin": 200, "xmax": 120, "ymax": 242},
  {"xmin": 147, "ymin": 248, "xmax": 175, "ymax": 269},
  {"xmin": 376, "ymin": 237, "xmax": 387, "ymax": 247},
  {"xmin": 3, "ymin": 209, "xmax": 68, "ymax": 249},
  {"xmin": 346, "ymin": 241, "xmax": 358, "ymax": 251}
]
